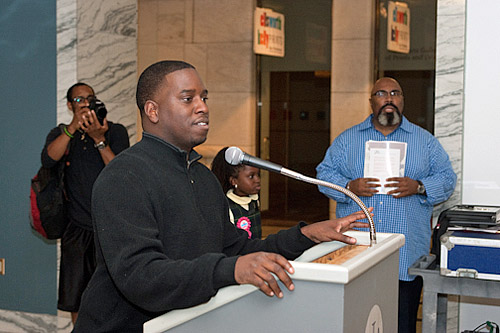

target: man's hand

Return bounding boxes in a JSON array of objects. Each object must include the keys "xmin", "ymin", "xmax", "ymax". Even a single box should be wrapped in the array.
[
  {"xmin": 234, "ymin": 252, "xmax": 295, "ymax": 298},
  {"xmin": 234, "ymin": 209, "xmax": 373, "ymax": 298},
  {"xmin": 81, "ymin": 110, "xmax": 108, "ymax": 142},
  {"xmin": 385, "ymin": 177, "xmax": 419, "ymax": 198},
  {"xmin": 67, "ymin": 106, "xmax": 87, "ymax": 134},
  {"xmin": 300, "ymin": 208, "xmax": 373, "ymax": 244},
  {"xmin": 348, "ymin": 178, "xmax": 380, "ymax": 197}
]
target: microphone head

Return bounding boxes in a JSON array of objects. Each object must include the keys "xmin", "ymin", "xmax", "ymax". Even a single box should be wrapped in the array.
[{"xmin": 225, "ymin": 147, "xmax": 244, "ymax": 165}]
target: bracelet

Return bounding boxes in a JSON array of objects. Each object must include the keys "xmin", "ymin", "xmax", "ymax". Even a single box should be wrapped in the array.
[{"xmin": 63, "ymin": 126, "xmax": 74, "ymax": 139}]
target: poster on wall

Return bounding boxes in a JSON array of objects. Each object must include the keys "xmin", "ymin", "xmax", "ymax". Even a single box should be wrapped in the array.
[
  {"xmin": 387, "ymin": 1, "xmax": 410, "ymax": 54},
  {"xmin": 253, "ymin": 7, "xmax": 285, "ymax": 57}
]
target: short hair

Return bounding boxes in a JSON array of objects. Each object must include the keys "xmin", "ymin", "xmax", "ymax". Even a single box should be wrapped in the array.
[
  {"xmin": 66, "ymin": 82, "xmax": 94, "ymax": 102},
  {"xmin": 211, "ymin": 147, "xmax": 245, "ymax": 194},
  {"xmin": 136, "ymin": 60, "xmax": 195, "ymax": 113}
]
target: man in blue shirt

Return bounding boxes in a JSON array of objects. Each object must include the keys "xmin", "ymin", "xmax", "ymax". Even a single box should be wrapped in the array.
[{"xmin": 316, "ymin": 77, "xmax": 456, "ymax": 333}]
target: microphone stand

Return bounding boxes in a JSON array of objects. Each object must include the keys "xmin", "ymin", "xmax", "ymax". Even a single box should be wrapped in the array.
[{"xmin": 277, "ymin": 168, "xmax": 377, "ymax": 246}]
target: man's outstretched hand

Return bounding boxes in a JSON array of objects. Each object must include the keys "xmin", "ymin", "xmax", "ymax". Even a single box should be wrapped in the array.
[
  {"xmin": 300, "ymin": 208, "xmax": 373, "ymax": 244},
  {"xmin": 234, "ymin": 208, "xmax": 373, "ymax": 298}
]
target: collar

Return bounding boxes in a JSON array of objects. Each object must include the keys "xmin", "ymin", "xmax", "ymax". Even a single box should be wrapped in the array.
[
  {"xmin": 226, "ymin": 189, "xmax": 259, "ymax": 205},
  {"xmin": 142, "ymin": 132, "xmax": 202, "ymax": 164},
  {"xmin": 359, "ymin": 114, "xmax": 413, "ymax": 134}
]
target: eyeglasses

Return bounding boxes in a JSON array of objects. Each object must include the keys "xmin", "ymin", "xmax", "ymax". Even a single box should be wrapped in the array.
[
  {"xmin": 72, "ymin": 95, "xmax": 96, "ymax": 104},
  {"xmin": 372, "ymin": 90, "xmax": 403, "ymax": 98}
]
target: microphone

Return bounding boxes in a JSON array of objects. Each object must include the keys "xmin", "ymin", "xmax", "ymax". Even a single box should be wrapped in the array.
[
  {"xmin": 225, "ymin": 146, "xmax": 283, "ymax": 174},
  {"xmin": 224, "ymin": 146, "xmax": 377, "ymax": 245}
]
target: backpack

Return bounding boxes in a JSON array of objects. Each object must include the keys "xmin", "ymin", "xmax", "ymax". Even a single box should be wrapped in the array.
[{"xmin": 30, "ymin": 126, "xmax": 70, "ymax": 239}]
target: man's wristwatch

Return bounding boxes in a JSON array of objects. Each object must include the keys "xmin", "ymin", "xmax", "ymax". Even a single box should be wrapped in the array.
[
  {"xmin": 417, "ymin": 181, "xmax": 426, "ymax": 195},
  {"xmin": 94, "ymin": 140, "xmax": 107, "ymax": 150}
]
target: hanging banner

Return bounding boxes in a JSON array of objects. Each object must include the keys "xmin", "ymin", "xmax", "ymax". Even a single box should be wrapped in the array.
[
  {"xmin": 387, "ymin": 1, "xmax": 410, "ymax": 54},
  {"xmin": 253, "ymin": 7, "xmax": 285, "ymax": 57}
]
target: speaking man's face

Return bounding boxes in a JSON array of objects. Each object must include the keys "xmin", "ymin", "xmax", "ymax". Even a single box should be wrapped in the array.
[{"xmin": 154, "ymin": 68, "xmax": 209, "ymax": 152}]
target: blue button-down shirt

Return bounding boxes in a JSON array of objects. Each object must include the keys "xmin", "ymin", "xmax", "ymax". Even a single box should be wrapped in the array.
[{"xmin": 316, "ymin": 115, "xmax": 456, "ymax": 280}]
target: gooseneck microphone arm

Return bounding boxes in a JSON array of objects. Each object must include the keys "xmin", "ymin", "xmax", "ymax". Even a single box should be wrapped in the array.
[{"xmin": 225, "ymin": 147, "xmax": 376, "ymax": 246}]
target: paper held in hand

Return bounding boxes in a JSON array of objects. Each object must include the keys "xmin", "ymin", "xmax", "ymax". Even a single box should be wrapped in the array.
[{"xmin": 363, "ymin": 140, "xmax": 407, "ymax": 194}]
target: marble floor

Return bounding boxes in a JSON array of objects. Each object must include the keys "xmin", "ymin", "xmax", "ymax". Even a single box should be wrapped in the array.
[{"xmin": 0, "ymin": 310, "xmax": 72, "ymax": 333}]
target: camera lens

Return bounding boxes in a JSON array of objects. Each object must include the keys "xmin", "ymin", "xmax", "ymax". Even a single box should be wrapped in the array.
[{"xmin": 89, "ymin": 98, "xmax": 107, "ymax": 125}]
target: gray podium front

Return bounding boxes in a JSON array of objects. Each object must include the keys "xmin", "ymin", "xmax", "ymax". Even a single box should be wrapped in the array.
[{"xmin": 144, "ymin": 231, "xmax": 404, "ymax": 333}]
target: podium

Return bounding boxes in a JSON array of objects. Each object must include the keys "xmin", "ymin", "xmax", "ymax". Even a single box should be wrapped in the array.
[{"xmin": 144, "ymin": 231, "xmax": 404, "ymax": 333}]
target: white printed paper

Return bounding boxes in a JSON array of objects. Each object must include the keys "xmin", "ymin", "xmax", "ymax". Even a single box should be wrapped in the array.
[{"xmin": 364, "ymin": 141, "xmax": 407, "ymax": 194}]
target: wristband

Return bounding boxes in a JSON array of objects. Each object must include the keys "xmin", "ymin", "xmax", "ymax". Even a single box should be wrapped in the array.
[
  {"xmin": 94, "ymin": 141, "xmax": 107, "ymax": 150},
  {"xmin": 63, "ymin": 126, "xmax": 74, "ymax": 139}
]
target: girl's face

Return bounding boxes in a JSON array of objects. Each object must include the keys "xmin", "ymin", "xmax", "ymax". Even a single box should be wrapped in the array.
[{"xmin": 230, "ymin": 166, "xmax": 261, "ymax": 197}]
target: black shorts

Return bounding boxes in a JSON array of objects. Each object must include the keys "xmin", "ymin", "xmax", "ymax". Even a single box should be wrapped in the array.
[{"xmin": 57, "ymin": 221, "xmax": 96, "ymax": 312}]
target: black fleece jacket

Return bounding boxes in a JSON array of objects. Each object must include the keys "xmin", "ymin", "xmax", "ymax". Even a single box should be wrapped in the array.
[{"xmin": 74, "ymin": 133, "xmax": 316, "ymax": 332}]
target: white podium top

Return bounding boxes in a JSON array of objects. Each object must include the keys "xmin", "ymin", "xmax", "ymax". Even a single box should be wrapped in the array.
[{"xmin": 144, "ymin": 231, "xmax": 405, "ymax": 333}]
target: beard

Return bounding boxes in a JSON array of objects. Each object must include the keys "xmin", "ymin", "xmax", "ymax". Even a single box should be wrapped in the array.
[{"xmin": 377, "ymin": 104, "xmax": 402, "ymax": 126}]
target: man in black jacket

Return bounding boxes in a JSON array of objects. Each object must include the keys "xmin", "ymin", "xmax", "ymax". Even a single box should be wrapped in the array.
[
  {"xmin": 42, "ymin": 83, "xmax": 129, "ymax": 325},
  {"xmin": 74, "ymin": 61, "xmax": 370, "ymax": 332}
]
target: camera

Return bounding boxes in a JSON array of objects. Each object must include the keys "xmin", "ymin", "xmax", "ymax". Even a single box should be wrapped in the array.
[{"xmin": 88, "ymin": 98, "xmax": 108, "ymax": 125}]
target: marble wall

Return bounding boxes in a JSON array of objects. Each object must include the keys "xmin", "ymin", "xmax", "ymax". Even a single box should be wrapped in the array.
[
  {"xmin": 57, "ymin": 0, "xmax": 138, "ymax": 144},
  {"xmin": 424, "ymin": 2, "xmax": 466, "ymax": 330},
  {"xmin": 433, "ymin": 0, "xmax": 465, "ymax": 217},
  {"xmin": 58, "ymin": 0, "xmax": 137, "ymax": 329}
]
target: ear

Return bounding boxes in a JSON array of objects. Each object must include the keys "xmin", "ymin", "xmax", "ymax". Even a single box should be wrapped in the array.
[
  {"xmin": 144, "ymin": 100, "xmax": 159, "ymax": 124},
  {"xmin": 229, "ymin": 176, "xmax": 237, "ymax": 187},
  {"xmin": 67, "ymin": 100, "xmax": 74, "ymax": 112}
]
